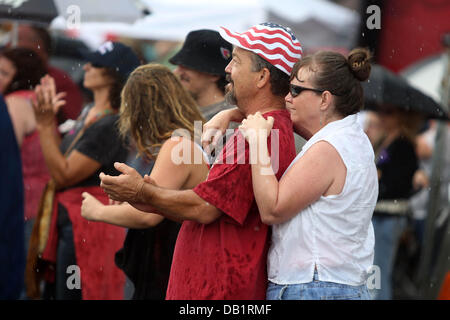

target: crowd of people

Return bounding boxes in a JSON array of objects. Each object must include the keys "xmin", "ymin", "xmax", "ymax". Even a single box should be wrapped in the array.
[{"xmin": 1, "ymin": 22, "xmax": 448, "ymax": 300}]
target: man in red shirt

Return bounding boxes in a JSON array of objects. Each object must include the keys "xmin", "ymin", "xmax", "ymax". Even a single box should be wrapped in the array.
[{"xmin": 100, "ymin": 23, "xmax": 302, "ymax": 299}]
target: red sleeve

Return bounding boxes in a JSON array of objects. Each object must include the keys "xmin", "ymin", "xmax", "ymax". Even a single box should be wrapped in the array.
[{"xmin": 193, "ymin": 131, "xmax": 254, "ymax": 226}]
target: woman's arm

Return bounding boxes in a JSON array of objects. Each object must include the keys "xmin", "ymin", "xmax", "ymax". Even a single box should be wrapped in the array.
[
  {"xmin": 202, "ymin": 107, "xmax": 245, "ymax": 150},
  {"xmin": 81, "ymin": 193, "xmax": 163, "ymax": 228},
  {"xmin": 38, "ymin": 123, "xmax": 102, "ymax": 189},
  {"xmin": 5, "ymin": 96, "xmax": 34, "ymax": 147},
  {"xmin": 34, "ymin": 75, "xmax": 101, "ymax": 189},
  {"xmin": 240, "ymin": 113, "xmax": 346, "ymax": 225},
  {"xmin": 85, "ymin": 137, "xmax": 209, "ymax": 227}
]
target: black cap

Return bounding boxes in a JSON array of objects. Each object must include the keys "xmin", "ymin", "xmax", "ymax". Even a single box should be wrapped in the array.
[
  {"xmin": 169, "ymin": 29, "xmax": 232, "ymax": 76},
  {"xmin": 80, "ymin": 41, "xmax": 141, "ymax": 78}
]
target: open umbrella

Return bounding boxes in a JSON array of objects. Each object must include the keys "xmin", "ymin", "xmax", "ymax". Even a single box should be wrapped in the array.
[
  {"xmin": 362, "ymin": 64, "xmax": 449, "ymax": 120},
  {"xmin": 0, "ymin": 0, "xmax": 58, "ymax": 25}
]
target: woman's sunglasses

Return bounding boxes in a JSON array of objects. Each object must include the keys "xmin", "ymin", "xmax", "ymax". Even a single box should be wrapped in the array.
[{"xmin": 289, "ymin": 84, "xmax": 326, "ymax": 98}]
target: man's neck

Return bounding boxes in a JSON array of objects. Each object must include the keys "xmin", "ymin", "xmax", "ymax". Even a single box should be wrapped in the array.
[
  {"xmin": 242, "ymin": 94, "xmax": 286, "ymax": 116},
  {"xmin": 196, "ymin": 85, "xmax": 225, "ymax": 108}
]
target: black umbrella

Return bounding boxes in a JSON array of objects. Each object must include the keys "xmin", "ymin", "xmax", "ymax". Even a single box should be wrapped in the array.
[
  {"xmin": 0, "ymin": 0, "xmax": 58, "ymax": 25},
  {"xmin": 362, "ymin": 64, "xmax": 448, "ymax": 120}
]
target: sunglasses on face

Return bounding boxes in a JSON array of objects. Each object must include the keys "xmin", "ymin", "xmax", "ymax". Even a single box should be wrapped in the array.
[{"xmin": 289, "ymin": 84, "xmax": 325, "ymax": 98}]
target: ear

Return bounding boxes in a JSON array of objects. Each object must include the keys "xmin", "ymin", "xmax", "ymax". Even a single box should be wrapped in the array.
[
  {"xmin": 319, "ymin": 90, "xmax": 333, "ymax": 112},
  {"xmin": 256, "ymin": 68, "xmax": 270, "ymax": 89}
]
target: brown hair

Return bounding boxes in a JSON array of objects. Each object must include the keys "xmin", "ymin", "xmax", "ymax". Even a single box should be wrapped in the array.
[
  {"xmin": 380, "ymin": 106, "xmax": 423, "ymax": 144},
  {"xmin": 119, "ymin": 63, "xmax": 205, "ymax": 160},
  {"xmin": 1, "ymin": 47, "xmax": 46, "ymax": 95},
  {"xmin": 291, "ymin": 47, "xmax": 372, "ymax": 117},
  {"xmin": 102, "ymin": 67, "xmax": 126, "ymax": 111}
]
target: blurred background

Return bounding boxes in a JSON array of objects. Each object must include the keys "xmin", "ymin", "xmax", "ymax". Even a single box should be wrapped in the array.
[{"xmin": 0, "ymin": 0, "xmax": 449, "ymax": 300}]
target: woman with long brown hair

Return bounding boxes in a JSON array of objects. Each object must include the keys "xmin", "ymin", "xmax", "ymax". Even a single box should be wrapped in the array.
[{"xmin": 80, "ymin": 63, "xmax": 209, "ymax": 299}]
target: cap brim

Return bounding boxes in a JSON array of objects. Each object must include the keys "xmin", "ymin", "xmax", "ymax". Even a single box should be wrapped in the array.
[{"xmin": 78, "ymin": 48, "xmax": 105, "ymax": 67}]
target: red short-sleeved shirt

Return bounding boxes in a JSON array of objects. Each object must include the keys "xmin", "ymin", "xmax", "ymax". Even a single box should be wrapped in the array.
[{"xmin": 166, "ymin": 109, "xmax": 296, "ymax": 300}]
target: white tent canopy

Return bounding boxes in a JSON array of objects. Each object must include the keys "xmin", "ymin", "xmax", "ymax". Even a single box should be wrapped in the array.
[{"xmin": 50, "ymin": 0, "xmax": 359, "ymax": 50}]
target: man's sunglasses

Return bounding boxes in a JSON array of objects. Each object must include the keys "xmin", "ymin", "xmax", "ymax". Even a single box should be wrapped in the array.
[{"xmin": 289, "ymin": 84, "xmax": 326, "ymax": 98}]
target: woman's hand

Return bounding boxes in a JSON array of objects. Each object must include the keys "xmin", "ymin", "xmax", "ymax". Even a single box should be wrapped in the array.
[
  {"xmin": 81, "ymin": 192, "xmax": 105, "ymax": 221},
  {"xmin": 33, "ymin": 75, "xmax": 66, "ymax": 128},
  {"xmin": 201, "ymin": 108, "xmax": 244, "ymax": 152},
  {"xmin": 239, "ymin": 112, "xmax": 274, "ymax": 144}
]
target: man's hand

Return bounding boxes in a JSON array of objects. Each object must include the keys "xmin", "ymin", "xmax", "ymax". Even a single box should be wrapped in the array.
[{"xmin": 100, "ymin": 162, "xmax": 145, "ymax": 203}]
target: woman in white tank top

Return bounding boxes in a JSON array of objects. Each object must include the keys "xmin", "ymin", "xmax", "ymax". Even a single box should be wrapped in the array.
[{"xmin": 237, "ymin": 48, "xmax": 378, "ymax": 300}]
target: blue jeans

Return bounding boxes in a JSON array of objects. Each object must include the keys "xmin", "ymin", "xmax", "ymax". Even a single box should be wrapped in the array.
[
  {"xmin": 371, "ymin": 215, "xmax": 406, "ymax": 300},
  {"xmin": 267, "ymin": 270, "xmax": 372, "ymax": 300}
]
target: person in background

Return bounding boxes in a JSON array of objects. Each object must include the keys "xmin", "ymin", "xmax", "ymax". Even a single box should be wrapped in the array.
[
  {"xmin": 410, "ymin": 120, "xmax": 450, "ymax": 245},
  {"xmin": 0, "ymin": 48, "xmax": 49, "ymax": 299},
  {"xmin": 371, "ymin": 107, "xmax": 421, "ymax": 300},
  {"xmin": 81, "ymin": 63, "xmax": 208, "ymax": 299},
  {"xmin": 0, "ymin": 95, "xmax": 24, "ymax": 300},
  {"xmin": 169, "ymin": 29, "xmax": 233, "ymax": 121},
  {"xmin": 29, "ymin": 42, "xmax": 140, "ymax": 300},
  {"xmin": 15, "ymin": 24, "xmax": 83, "ymax": 125},
  {"xmin": 99, "ymin": 23, "xmax": 300, "ymax": 299}
]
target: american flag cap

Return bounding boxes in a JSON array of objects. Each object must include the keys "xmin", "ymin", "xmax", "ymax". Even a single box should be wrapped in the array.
[{"xmin": 219, "ymin": 22, "xmax": 302, "ymax": 75}]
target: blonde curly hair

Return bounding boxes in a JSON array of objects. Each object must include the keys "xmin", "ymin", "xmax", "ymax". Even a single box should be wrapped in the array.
[{"xmin": 119, "ymin": 63, "xmax": 205, "ymax": 160}]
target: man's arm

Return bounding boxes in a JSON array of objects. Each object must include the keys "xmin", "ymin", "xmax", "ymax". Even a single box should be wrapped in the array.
[
  {"xmin": 100, "ymin": 162, "xmax": 222, "ymax": 224},
  {"xmin": 135, "ymin": 185, "xmax": 222, "ymax": 225}
]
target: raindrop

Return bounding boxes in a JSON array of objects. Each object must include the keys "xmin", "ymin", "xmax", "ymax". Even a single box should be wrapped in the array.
[
  {"xmin": 419, "ymin": 47, "xmax": 423, "ymax": 52},
  {"xmin": 362, "ymin": 32, "xmax": 365, "ymax": 37}
]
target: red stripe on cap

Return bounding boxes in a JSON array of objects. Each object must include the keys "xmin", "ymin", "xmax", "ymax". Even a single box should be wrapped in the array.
[
  {"xmin": 220, "ymin": 26, "xmax": 302, "ymax": 75},
  {"xmin": 222, "ymin": 28, "xmax": 299, "ymax": 64},
  {"xmin": 239, "ymin": 31, "xmax": 301, "ymax": 61},
  {"xmin": 251, "ymin": 26, "xmax": 302, "ymax": 48}
]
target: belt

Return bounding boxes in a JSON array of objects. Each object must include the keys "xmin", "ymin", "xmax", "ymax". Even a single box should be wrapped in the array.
[{"xmin": 374, "ymin": 199, "xmax": 410, "ymax": 216}]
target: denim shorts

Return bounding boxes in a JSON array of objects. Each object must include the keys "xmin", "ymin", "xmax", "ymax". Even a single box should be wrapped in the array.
[{"xmin": 267, "ymin": 270, "xmax": 372, "ymax": 300}]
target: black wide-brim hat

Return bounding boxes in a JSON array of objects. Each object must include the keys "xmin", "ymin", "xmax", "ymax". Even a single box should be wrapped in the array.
[
  {"xmin": 80, "ymin": 41, "xmax": 141, "ymax": 78},
  {"xmin": 169, "ymin": 29, "xmax": 232, "ymax": 76}
]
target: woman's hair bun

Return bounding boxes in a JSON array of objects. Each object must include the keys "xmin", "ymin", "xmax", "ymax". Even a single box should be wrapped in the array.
[{"xmin": 347, "ymin": 47, "xmax": 372, "ymax": 82}]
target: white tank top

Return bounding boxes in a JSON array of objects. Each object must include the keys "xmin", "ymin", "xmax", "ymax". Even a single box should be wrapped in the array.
[{"xmin": 268, "ymin": 114, "xmax": 379, "ymax": 286}]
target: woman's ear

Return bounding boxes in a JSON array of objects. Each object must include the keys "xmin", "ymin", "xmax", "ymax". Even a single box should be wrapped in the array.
[{"xmin": 319, "ymin": 90, "xmax": 333, "ymax": 112}]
